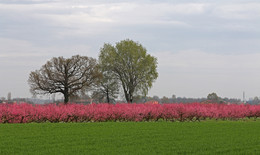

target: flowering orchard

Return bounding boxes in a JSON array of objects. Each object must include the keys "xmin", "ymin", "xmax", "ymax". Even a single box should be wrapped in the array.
[{"xmin": 1, "ymin": 103, "xmax": 260, "ymax": 123}]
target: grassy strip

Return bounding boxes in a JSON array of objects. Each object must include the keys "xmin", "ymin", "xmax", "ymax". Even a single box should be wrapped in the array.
[{"xmin": 0, "ymin": 121, "xmax": 260, "ymax": 154}]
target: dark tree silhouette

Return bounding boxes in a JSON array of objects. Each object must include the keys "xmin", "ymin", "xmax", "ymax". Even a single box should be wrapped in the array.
[{"xmin": 28, "ymin": 55, "xmax": 101, "ymax": 103}]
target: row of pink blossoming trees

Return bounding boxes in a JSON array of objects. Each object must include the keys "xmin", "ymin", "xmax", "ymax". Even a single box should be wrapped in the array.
[{"xmin": 1, "ymin": 103, "xmax": 260, "ymax": 123}]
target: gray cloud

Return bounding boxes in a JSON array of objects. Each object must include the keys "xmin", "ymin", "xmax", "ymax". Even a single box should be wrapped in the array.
[
  {"xmin": 0, "ymin": 0, "xmax": 260, "ymax": 99},
  {"xmin": 152, "ymin": 50, "xmax": 260, "ymax": 99}
]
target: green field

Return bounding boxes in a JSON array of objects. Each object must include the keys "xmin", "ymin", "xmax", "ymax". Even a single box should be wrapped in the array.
[{"xmin": 0, "ymin": 121, "xmax": 260, "ymax": 154}]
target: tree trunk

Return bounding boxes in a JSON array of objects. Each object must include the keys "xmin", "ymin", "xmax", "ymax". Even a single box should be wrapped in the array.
[
  {"xmin": 106, "ymin": 88, "xmax": 110, "ymax": 103},
  {"xmin": 130, "ymin": 94, "xmax": 133, "ymax": 103},
  {"xmin": 125, "ymin": 94, "xmax": 130, "ymax": 103},
  {"xmin": 64, "ymin": 94, "xmax": 69, "ymax": 104},
  {"xmin": 64, "ymin": 87, "xmax": 69, "ymax": 104},
  {"xmin": 124, "ymin": 90, "xmax": 130, "ymax": 103}
]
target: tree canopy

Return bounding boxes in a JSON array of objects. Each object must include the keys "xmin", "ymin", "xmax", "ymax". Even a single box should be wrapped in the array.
[
  {"xmin": 28, "ymin": 55, "xmax": 101, "ymax": 103},
  {"xmin": 207, "ymin": 92, "xmax": 221, "ymax": 103},
  {"xmin": 99, "ymin": 39, "xmax": 158, "ymax": 103}
]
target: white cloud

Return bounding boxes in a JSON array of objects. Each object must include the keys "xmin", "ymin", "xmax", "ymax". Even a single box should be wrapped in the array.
[
  {"xmin": 1, "ymin": 0, "xmax": 260, "ymax": 99},
  {"xmin": 212, "ymin": 3, "xmax": 260, "ymax": 20},
  {"xmin": 155, "ymin": 50, "xmax": 260, "ymax": 71},
  {"xmin": 149, "ymin": 50, "xmax": 260, "ymax": 99},
  {"xmin": 0, "ymin": 38, "xmax": 95, "ymax": 66},
  {"xmin": 0, "ymin": 38, "xmax": 52, "ymax": 59},
  {"xmin": 0, "ymin": 2, "xmax": 204, "ymax": 26}
]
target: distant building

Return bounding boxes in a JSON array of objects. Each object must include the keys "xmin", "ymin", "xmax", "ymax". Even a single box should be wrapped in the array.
[{"xmin": 145, "ymin": 100, "xmax": 159, "ymax": 104}]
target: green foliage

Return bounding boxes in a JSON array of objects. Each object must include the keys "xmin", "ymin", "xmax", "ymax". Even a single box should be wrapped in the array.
[
  {"xmin": 207, "ymin": 92, "xmax": 221, "ymax": 103},
  {"xmin": 1, "ymin": 122, "xmax": 260, "ymax": 154},
  {"xmin": 99, "ymin": 39, "xmax": 158, "ymax": 103}
]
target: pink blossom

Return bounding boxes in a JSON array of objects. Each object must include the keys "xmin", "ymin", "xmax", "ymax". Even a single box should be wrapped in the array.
[{"xmin": 0, "ymin": 103, "xmax": 260, "ymax": 123}]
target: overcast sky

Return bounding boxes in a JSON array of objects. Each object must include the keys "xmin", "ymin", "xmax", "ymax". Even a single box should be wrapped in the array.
[{"xmin": 1, "ymin": 0, "xmax": 260, "ymax": 100}]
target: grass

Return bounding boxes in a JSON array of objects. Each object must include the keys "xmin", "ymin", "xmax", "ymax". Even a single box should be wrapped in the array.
[{"xmin": 0, "ymin": 121, "xmax": 260, "ymax": 154}]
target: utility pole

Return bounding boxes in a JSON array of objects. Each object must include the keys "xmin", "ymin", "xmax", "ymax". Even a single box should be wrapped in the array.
[
  {"xmin": 7, "ymin": 92, "xmax": 11, "ymax": 101},
  {"xmin": 243, "ymin": 91, "xmax": 245, "ymax": 104}
]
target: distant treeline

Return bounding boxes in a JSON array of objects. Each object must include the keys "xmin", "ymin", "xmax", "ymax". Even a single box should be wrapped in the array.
[{"xmin": 3, "ymin": 94, "xmax": 259, "ymax": 105}]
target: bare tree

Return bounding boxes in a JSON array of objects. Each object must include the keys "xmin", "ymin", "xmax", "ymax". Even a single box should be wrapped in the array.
[
  {"xmin": 92, "ymin": 71, "xmax": 119, "ymax": 103},
  {"xmin": 28, "ymin": 55, "xmax": 101, "ymax": 104}
]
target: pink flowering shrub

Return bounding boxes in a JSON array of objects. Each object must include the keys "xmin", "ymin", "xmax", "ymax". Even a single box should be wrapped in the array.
[{"xmin": 0, "ymin": 103, "xmax": 260, "ymax": 123}]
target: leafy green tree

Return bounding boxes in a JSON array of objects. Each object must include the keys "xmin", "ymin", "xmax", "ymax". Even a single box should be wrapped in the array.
[
  {"xmin": 252, "ymin": 96, "xmax": 260, "ymax": 105},
  {"xmin": 171, "ymin": 94, "xmax": 177, "ymax": 103},
  {"xmin": 99, "ymin": 39, "xmax": 158, "ymax": 103},
  {"xmin": 28, "ymin": 55, "xmax": 101, "ymax": 104},
  {"xmin": 207, "ymin": 92, "xmax": 221, "ymax": 103},
  {"xmin": 161, "ymin": 96, "xmax": 170, "ymax": 103}
]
